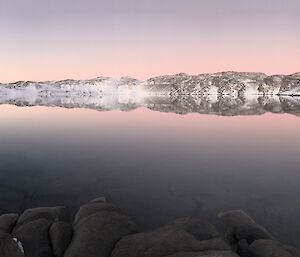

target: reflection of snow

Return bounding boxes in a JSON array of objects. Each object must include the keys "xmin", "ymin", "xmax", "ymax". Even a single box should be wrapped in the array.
[
  {"xmin": 0, "ymin": 85, "xmax": 38, "ymax": 104},
  {"xmin": 281, "ymin": 86, "xmax": 300, "ymax": 96},
  {"xmin": 280, "ymin": 96, "xmax": 300, "ymax": 105}
]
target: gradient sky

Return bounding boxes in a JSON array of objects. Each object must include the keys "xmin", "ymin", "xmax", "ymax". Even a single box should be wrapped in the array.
[{"xmin": 0, "ymin": 0, "xmax": 299, "ymax": 82}]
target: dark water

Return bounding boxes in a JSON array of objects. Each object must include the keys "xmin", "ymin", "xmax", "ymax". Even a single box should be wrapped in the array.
[{"xmin": 0, "ymin": 105, "xmax": 300, "ymax": 247}]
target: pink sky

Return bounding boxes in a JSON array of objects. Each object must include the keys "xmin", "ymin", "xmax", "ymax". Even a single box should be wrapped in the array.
[{"xmin": 0, "ymin": 0, "xmax": 299, "ymax": 82}]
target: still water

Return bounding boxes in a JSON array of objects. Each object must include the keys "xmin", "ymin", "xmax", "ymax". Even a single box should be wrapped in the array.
[{"xmin": 0, "ymin": 105, "xmax": 300, "ymax": 247}]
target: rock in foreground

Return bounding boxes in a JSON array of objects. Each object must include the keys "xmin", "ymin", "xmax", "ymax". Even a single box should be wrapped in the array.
[
  {"xmin": 63, "ymin": 200, "xmax": 138, "ymax": 257},
  {"xmin": 111, "ymin": 218, "xmax": 234, "ymax": 257},
  {"xmin": 0, "ymin": 198, "xmax": 299, "ymax": 257}
]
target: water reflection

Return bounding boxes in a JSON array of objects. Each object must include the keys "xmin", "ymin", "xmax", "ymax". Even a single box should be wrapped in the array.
[
  {"xmin": 0, "ymin": 99, "xmax": 300, "ymax": 247},
  {"xmin": 0, "ymin": 93, "xmax": 300, "ymax": 116}
]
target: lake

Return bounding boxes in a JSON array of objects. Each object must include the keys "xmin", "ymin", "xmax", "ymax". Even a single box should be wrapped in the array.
[{"xmin": 0, "ymin": 104, "xmax": 300, "ymax": 247}]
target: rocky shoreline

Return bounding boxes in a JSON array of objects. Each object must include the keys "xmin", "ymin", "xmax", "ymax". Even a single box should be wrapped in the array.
[{"xmin": 0, "ymin": 197, "xmax": 299, "ymax": 257}]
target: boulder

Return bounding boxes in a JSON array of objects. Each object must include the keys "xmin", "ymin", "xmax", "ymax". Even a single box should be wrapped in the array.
[
  {"xmin": 12, "ymin": 218, "xmax": 53, "ymax": 257},
  {"xmin": 173, "ymin": 218, "xmax": 220, "ymax": 240},
  {"xmin": 218, "ymin": 210, "xmax": 273, "ymax": 244},
  {"xmin": 237, "ymin": 239, "xmax": 251, "ymax": 257},
  {"xmin": 0, "ymin": 232, "xmax": 25, "ymax": 257},
  {"xmin": 283, "ymin": 244, "xmax": 300, "ymax": 257},
  {"xmin": 249, "ymin": 239, "xmax": 293, "ymax": 257},
  {"xmin": 64, "ymin": 202, "xmax": 138, "ymax": 257},
  {"xmin": 74, "ymin": 202, "xmax": 125, "ymax": 225},
  {"xmin": 0, "ymin": 213, "xmax": 18, "ymax": 233},
  {"xmin": 112, "ymin": 218, "xmax": 230, "ymax": 257},
  {"xmin": 165, "ymin": 251, "xmax": 240, "ymax": 257},
  {"xmin": 49, "ymin": 222, "xmax": 73, "ymax": 257},
  {"xmin": 15, "ymin": 207, "xmax": 64, "ymax": 228}
]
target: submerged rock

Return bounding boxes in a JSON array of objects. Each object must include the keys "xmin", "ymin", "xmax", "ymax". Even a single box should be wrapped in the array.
[
  {"xmin": 218, "ymin": 210, "xmax": 273, "ymax": 244},
  {"xmin": 63, "ymin": 200, "xmax": 138, "ymax": 257},
  {"xmin": 15, "ymin": 206, "xmax": 64, "ymax": 228},
  {"xmin": 73, "ymin": 202, "xmax": 125, "ymax": 225},
  {"xmin": 249, "ymin": 239, "xmax": 294, "ymax": 257},
  {"xmin": 164, "ymin": 251, "xmax": 240, "ymax": 257},
  {"xmin": 0, "ymin": 232, "xmax": 25, "ymax": 257},
  {"xmin": 236, "ymin": 239, "xmax": 251, "ymax": 257},
  {"xmin": 12, "ymin": 218, "xmax": 53, "ymax": 257},
  {"xmin": 0, "ymin": 213, "xmax": 18, "ymax": 233},
  {"xmin": 111, "ymin": 218, "xmax": 231, "ymax": 257},
  {"xmin": 11, "ymin": 207, "xmax": 64, "ymax": 257},
  {"xmin": 49, "ymin": 222, "xmax": 73, "ymax": 257},
  {"xmin": 0, "ymin": 198, "xmax": 299, "ymax": 257},
  {"xmin": 283, "ymin": 244, "xmax": 300, "ymax": 257}
]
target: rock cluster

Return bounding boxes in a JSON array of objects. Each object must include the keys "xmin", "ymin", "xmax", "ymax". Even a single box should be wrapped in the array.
[
  {"xmin": 218, "ymin": 210, "xmax": 300, "ymax": 257},
  {"xmin": 0, "ymin": 198, "xmax": 299, "ymax": 257}
]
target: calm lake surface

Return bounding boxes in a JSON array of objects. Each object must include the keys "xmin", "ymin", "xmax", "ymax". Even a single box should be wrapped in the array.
[{"xmin": 0, "ymin": 104, "xmax": 300, "ymax": 247}]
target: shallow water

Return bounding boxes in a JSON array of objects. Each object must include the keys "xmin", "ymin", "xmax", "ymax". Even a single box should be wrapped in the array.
[{"xmin": 0, "ymin": 104, "xmax": 300, "ymax": 247}]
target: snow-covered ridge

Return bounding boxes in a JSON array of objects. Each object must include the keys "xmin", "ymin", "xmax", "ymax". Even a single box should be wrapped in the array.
[
  {"xmin": 0, "ymin": 72, "xmax": 300, "ymax": 116},
  {"xmin": 1, "ymin": 72, "xmax": 299, "ymax": 96}
]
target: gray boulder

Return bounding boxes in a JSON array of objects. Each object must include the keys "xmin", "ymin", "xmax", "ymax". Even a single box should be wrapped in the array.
[
  {"xmin": 236, "ymin": 239, "xmax": 251, "ymax": 257},
  {"xmin": 12, "ymin": 218, "xmax": 53, "ymax": 257},
  {"xmin": 0, "ymin": 213, "xmax": 18, "ymax": 233},
  {"xmin": 283, "ymin": 244, "xmax": 300, "ymax": 257},
  {"xmin": 64, "ymin": 201, "xmax": 138, "ymax": 257},
  {"xmin": 15, "ymin": 207, "xmax": 64, "ymax": 228},
  {"xmin": 112, "ymin": 218, "xmax": 230, "ymax": 257},
  {"xmin": 165, "ymin": 251, "xmax": 240, "ymax": 257},
  {"xmin": 74, "ymin": 202, "xmax": 124, "ymax": 225},
  {"xmin": 249, "ymin": 239, "xmax": 294, "ymax": 257},
  {"xmin": 218, "ymin": 210, "xmax": 273, "ymax": 244},
  {"xmin": 0, "ymin": 232, "xmax": 25, "ymax": 257},
  {"xmin": 49, "ymin": 222, "xmax": 73, "ymax": 257}
]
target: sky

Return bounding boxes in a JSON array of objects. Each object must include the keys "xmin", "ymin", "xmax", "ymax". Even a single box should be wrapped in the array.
[{"xmin": 0, "ymin": 0, "xmax": 299, "ymax": 82}]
